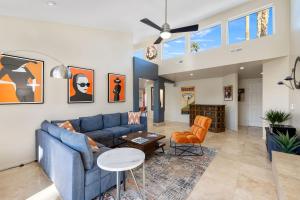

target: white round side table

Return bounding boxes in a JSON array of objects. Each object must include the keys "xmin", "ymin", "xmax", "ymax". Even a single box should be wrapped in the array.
[{"xmin": 97, "ymin": 148, "xmax": 146, "ymax": 200}]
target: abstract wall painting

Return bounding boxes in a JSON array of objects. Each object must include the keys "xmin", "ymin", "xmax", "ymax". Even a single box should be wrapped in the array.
[
  {"xmin": 108, "ymin": 73, "xmax": 126, "ymax": 103},
  {"xmin": 181, "ymin": 86, "xmax": 195, "ymax": 114},
  {"xmin": 68, "ymin": 66, "xmax": 94, "ymax": 103},
  {"xmin": 0, "ymin": 54, "xmax": 44, "ymax": 104}
]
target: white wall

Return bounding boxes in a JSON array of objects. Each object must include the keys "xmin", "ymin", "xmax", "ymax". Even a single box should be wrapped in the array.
[
  {"xmin": 238, "ymin": 78, "xmax": 263, "ymax": 127},
  {"xmin": 223, "ymin": 73, "xmax": 238, "ymax": 131},
  {"xmin": 165, "ymin": 77, "xmax": 223, "ymax": 123},
  {"xmin": 0, "ymin": 16, "xmax": 133, "ymax": 170},
  {"xmin": 290, "ymin": 0, "xmax": 300, "ymax": 130},
  {"xmin": 262, "ymin": 57, "xmax": 290, "ymax": 138}
]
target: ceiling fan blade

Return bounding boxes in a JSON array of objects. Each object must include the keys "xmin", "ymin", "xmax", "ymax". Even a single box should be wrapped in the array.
[
  {"xmin": 170, "ymin": 24, "xmax": 199, "ymax": 33},
  {"xmin": 154, "ymin": 37, "xmax": 163, "ymax": 44},
  {"xmin": 140, "ymin": 18, "xmax": 162, "ymax": 31}
]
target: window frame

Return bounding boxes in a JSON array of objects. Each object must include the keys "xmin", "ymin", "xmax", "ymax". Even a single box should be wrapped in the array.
[
  {"xmin": 189, "ymin": 22, "xmax": 222, "ymax": 54},
  {"xmin": 226, "ymin": 4, "xmax": 275, "ymax": 45},
  {"xmin": 161, "ymin": 35, "xmax": 187, "ymax": 60}
]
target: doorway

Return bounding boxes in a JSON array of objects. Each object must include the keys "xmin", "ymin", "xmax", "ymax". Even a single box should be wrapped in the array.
[
  {"xmin": 139, "ymin": 78, "xmax": 154, "ymax": 119},
  {"xmin": 238, "ymin": 78, "xmax": 263, "ymax": 127}
]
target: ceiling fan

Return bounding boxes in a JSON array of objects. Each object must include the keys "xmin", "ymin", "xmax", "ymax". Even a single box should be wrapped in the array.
[{"xmin": 140, "ymin": 0, "xmax": 199, "ymax": 44}]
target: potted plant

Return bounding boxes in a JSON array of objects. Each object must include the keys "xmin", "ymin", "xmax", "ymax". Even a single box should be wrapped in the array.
[
  {"xmin": 273, "ymin": 132, "xmax": 300, "ymax": 154},
  {"xmin": 263, "ymin": 109, "xmax": 295, "ymax": 136}
]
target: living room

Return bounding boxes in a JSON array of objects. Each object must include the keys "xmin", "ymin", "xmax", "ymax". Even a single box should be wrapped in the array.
[{"xmin": 0, "ymin": 0, "xmax": 300, "ymax": 200}]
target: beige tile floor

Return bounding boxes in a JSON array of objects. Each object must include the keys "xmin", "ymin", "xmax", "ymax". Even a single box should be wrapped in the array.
[{"xmin": 0, "ymin": 121, "xmax": 277, "ymax": 200}]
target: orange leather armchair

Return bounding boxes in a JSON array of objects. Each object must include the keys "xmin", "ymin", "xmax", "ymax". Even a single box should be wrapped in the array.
[{"xmin": 170, "ymin": 116, "xmax": 212, "ymax": 156}]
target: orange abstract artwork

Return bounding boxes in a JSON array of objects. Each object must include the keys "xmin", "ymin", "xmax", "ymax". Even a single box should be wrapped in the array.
[
  {"xmin": 68, "ymin": 66, "xmax": 94, "ymax": 103},
  {"xmin": 108, "ymin": 73, "xmax": 126, "ymax": 103},
  {"xmin": 0, "ymin": 54, "xmax": 44, "ymax": 104}
]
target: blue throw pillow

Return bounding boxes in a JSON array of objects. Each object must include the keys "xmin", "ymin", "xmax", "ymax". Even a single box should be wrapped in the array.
[
  {"xmin": 41, "ymin": 120, "xmax": 51, "ymax": 132},
  {"xmin": 121, "ymin": 112, "xmax": 128, "ymax": 125},
  {"xmin": 47, "ymin": 123, "xmax": 65, "ymax": 140},
  {"xmin": 79, "ymin": 114, "xmax": 103, "ymax": 132},
  {"xmin": 60, "ymin": 130, "xmax": 94, "ymax": 170},
  {"xmin": 103, "ymin": 113, "xmax": 121, "ymax": 128}
]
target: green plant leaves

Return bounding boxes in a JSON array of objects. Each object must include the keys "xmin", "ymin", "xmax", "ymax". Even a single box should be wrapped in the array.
[
  {"xmin": 263, "ymin": 110, "xmax": 291, "ymax": 125},
  {"xmin": 273, "ymin": 131, "xmax": 300, "ymax": 153}
]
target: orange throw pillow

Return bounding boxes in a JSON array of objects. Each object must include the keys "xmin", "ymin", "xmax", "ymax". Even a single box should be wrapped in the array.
[{"xmin": 58, "ymin": 121, "xmax": 99, "ymax": 152}]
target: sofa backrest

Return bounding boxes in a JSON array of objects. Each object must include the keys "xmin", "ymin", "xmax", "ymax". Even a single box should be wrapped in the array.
[
  {"xmin": 103, "ymin": 113, "xmax": 121, "ymax": 128},
  {"xmin": 79, "ymin": 114, "xmax": 103, "ymax": 133}
]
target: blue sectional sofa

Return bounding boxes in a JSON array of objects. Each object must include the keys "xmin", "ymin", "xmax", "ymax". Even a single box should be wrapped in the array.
[{"xmin": 36, "ymin": 112, "xmax": 147, "ymax": 200}]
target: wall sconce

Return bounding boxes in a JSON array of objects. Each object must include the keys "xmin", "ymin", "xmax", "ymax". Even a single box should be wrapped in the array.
[{"xmin": 278, "ymin": 56, "xmax": 300, "ymax": 90}]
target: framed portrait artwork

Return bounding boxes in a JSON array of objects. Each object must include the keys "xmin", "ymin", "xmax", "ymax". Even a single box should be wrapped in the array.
[
  {"xmin": 68, "ymin": 66, "xmax": 94, "ymax": 103},
  {"xmin": 181, "ymin": 86, "xmax": 195, "ymax": 114},
  {"xmin": 108, "ymin": 73, "xmax": 126, "ymax": 103},
  {"xmin": 224, "ymin": 85, "xmax": 233, "ymax": 101},
  {"xmin": 0, "ymin": 54, "xmax": 44, "ymax": 105}
]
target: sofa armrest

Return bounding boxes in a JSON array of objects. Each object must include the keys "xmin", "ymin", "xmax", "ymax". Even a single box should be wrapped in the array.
[
  {"xmin": 36, "ymin": 130, "xmax": 85, "ymax": 200},
  {"xmin": 140, "ymin": 116, "xmax": 148, "ymax": 131}
]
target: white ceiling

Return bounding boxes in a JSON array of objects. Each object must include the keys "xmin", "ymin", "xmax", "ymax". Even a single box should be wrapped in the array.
[
  {"xmin": 0, "ymin": 0, "xmax": 249, "ymax": 43},
  {"xmin": 161, "ymin": 61, "xmax": 263, "ymax": 82}
]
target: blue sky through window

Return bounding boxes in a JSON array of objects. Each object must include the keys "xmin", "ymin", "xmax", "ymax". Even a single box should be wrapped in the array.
[
  {"xmin": 228, "ymin": 16, "xmax": 246, "ymax": 44},
  {"xmin": 133, "ymin": 50, "xmax": 144, "ymax": 59},
  {"xmin": 229, "ymin": 7, "xmax": 273, "ymax": 44},
  {"xmin": 163, "ymin": 37, "xmax": 185, "ymax": 59},
  {"xmin": 190, "ymin": 25, "xmax": 221, "ymax": 52}
]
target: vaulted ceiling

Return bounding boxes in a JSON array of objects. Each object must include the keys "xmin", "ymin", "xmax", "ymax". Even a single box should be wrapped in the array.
[{"xmin": 0, "ymin": 0, "xmax": 249, "ymax": 43}]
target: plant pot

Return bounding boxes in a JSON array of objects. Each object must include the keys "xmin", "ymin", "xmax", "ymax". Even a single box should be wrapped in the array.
[{"xmin": 270, "ymin": 124, "xmax": 297, "ymax": 137}]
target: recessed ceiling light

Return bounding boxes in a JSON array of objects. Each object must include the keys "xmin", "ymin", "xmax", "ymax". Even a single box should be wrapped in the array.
[
  {"xmin": 190, "ymin": 73, "xmax": 194, "ymax": 76},
  {"xmin": 47, "ymin": 1, "xmax": 56, "ymax": 6},
  {"xmin": 240, "ymin": 66, "xmax": 245, "ymax": 70},
  {"xmin": 260, "ymin": 72, "xmax": 264, "ymax": 75}
]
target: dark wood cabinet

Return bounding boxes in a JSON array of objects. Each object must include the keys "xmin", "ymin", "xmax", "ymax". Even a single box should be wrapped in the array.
[{"xmin": 189, "ymin": 104, "xmax": 225, "ymax": 133}]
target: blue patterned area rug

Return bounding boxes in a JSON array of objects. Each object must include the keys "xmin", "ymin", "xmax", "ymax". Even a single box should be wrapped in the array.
[{"xmin": 103, "ymin": 146, "xmax": 217, "ymax": 200}]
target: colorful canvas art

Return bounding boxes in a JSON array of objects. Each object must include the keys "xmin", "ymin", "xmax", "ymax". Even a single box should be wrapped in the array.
[
  {"xmin": 68, "ymin": 66, "xmax": 94, "ymax": 103},
  {"xmin": 108, "ymin": 73, "xmax": 126, "ymax": 103},
  {"xmin": 181, "ymin": 86, "xmax": 195, "ymax": 114},
  {"xmin": 0, "ymin": 54, "xmax": 44, "ymax": 104}
]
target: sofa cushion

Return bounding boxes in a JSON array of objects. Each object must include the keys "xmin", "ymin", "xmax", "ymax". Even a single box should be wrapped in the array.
[
  {"xmin": 60, "ymin": 130, "xmax": 94, "ymax": 170},
  {"xmin": 85, "ymin": 146, "xmax": 112, "ymax": 186},
  {"xmin": 47, "ymin": 123, "xmax": 65, "ymax": 140},
  {"xmin": 41, "ymin": 120, "xmax": 51, "ymax": 132},
  {"xmin": 122, "ymin": 124, "xmax": 145, "ymax": 132},
  {"xmin": 120, "ymin": 112, "xmax": 129, "ymax": 125},
  {"xmin": 80, "ymin": 114, "xmax": 103, "ymax": 132},
  {"xmin": 84, "ymin": 130, "xmax": 114, "ymax": 147},
  {"xmin": 103, "ymin": 113, "xmax": 121, "ymax": 128},
  {"xmin": 51, "ymin": 119, "xmax": 81, "ymax": 132},
  {"xmin": 102, "ymin": 126, "xmax": 131, "ymax": 137}
]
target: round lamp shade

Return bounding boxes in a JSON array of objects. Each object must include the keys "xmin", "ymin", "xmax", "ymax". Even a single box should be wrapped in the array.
[{"xmin": 50, "ymin": 65, "xmax": 72, "ymax": 79}]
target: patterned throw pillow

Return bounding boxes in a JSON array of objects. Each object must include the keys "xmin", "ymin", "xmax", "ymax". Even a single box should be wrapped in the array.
[
  {"xmin": 128, "ymin": 112, "xmax": 141, "ymax": 125},
  {"xmin": 58, "ymin": 121, "xmax": 99, "ymax": 152}
]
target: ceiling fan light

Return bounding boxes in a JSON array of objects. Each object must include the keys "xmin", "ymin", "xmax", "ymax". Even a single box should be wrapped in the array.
[{"xmin": 160, "ymin": 31, "xmax": 171, "ymax": 39}]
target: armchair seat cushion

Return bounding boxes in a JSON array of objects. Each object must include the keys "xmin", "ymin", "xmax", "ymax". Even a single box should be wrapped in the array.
[
  {"xmin": 122, "ymin": 124, "xmax": 145, "ymax": 132},
  {"xmin": 102, "ymin": 126, "xmax": 131, "ymax": 137},
  {"xmin": 172, "ymin": 132, "xmax": 200, "ymax": 144},
  {"xmin": 85, "ymin": 147, "xmax": 112, "ymax": 186}
]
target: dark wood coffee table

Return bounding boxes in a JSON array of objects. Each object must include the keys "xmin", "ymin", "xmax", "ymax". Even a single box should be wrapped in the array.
[{"xmin": 119, "ymin": 131, "xmax": 166, "ymax": 156}]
